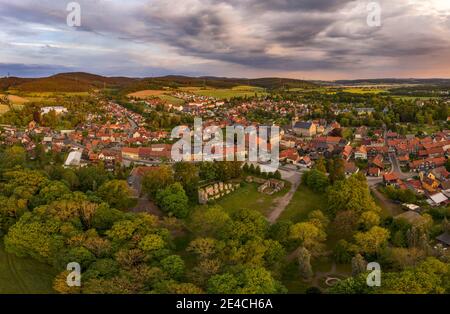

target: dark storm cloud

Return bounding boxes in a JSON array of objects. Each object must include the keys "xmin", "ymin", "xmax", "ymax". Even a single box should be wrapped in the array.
[
  {"xmin": 241, "ymin": 0, "xmax": 355, "ymax": 12},
  {"xmin": 0, "ymin": 63, "xmax": 73, "ymax": 77},
  {"xmin": 1, "ymin": 0, "xmax": 450, "ymax": 78}
]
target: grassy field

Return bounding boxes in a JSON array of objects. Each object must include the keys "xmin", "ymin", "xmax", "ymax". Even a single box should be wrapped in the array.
[
  {"xmin": 392, "ymin": 96, "xmax": 439, "ymax": 101},
  {"xmin": 288, "ymin": 87, "xmax": 328, "ymax": 93},
  {"xmin": 0, "ymin": 104, "xmax": 9, "ymax": 115},
  {"xmin": 1, "ymin": 91, "xmax": 88, "ymax": 107},
  {"xmin": 0, "ymin": 94, "xmax": 30, "ymax": 105},
  {"xmin": 180, "ymin": 85, "xmax": 267, "ymax": 100},
  {"xmin": 0, "ymin": 103, "xmax": 25, "ymax": 115},
  {"xmin": 127, "ymin": 90, "xmax": 167, "ymax": 98},
  {"xmin": 0, "ymin": 93, "xmax": 30, "ymax": 115},
  {"xmin": 279, "ymin": 185, "xmax": 328, "ymax": 223},
  {"xmin": 159, "ymin": 95, "xmax": 185, "ymax": 105},
  {"xmin": 342, "ymin": 88, "xmax": 387, "ymax": 94},
  {"xmin": 397, "ymin": 123, "xmax": 442, "ymax": 135},
  {"xmin": 127, "ymin": 90, "xmax": 185, "ymax": 105},
  {"xmin": 213, "ymin": 181, "xmax": 290, "ymax": 216},
  {"xmin": 0, "ymin": 244, "xmax": 56, "ymax": 294}
]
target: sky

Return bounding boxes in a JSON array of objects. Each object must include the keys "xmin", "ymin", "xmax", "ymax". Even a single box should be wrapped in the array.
[{"xmin": 1, "ymin": 0, "xmax": 450, "ymax": 80}]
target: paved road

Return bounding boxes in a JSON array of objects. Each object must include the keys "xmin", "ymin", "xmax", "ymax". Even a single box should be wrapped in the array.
[
  {"xmin": 367, "ymin": 176, "xmax": 383, "ymax": 187},
  {"xmin": 127, "ymin": 116, "xmax": 138, "ymax": 134},
  {"xmin": 389, "ymin": 152, "xmax": 414, "ymax": 179}
]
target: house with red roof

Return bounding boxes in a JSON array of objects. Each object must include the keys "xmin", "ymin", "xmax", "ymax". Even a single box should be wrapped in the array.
[
  {"xmin": 367, "ymin": 167, "xmax": 381, "ymax": 177},
  {"xmin": 280, "ymin": 148, "xmax": 300, "ymax": 164},
  {"xmin": 355, "ymin": 145, "xmax": 367, "ymax": 160},
  {"xmin": 383, "ymin": 172, "xmax": 399, "ymax": 185}
]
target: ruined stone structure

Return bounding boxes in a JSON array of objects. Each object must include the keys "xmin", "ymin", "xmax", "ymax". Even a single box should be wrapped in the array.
[
  {"xmin": 258, "ymin": 179, "xmax": 285, "ymax": 195},
  {"xmin": 198, "ymin": 182, "xmax": 240, "ymax": 204},
  {"xmin": 246, "ymin": 176, "xmax": 285, "ymax": 195}
]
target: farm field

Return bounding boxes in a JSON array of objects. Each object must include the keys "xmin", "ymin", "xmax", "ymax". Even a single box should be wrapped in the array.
[
  {"xmin": 158, "ymin": 95, "xmax": 185, "ymax": 105},
  {"xmin": 127, "ymin": 90, "xmax": 167, "ymax": 98},
  {"xmin": 0, "ymin": 104, "xmax": 9, "ymax": 115},
  {"xmin": 2, "ymin": 91, "xmax": 89, "ymax": 106},
  {"xmin": 180, "ymin": 85, "xmax": 267, "ymax": 100},
  {"xmin": 289, "ymin": 87, "xmax": 328, "ymax": 93},
  {"xmin": 341, "ymin": 88, "xmax": 387, "ymax": 94},
  {"xmin": 0, "ymin": 244, "xmax": 56, "ymax": 294},
  {"xmin": 0, "ymin": 95, "xmax": 26, "ymax": 115},
  {"xmin": 392, "ymin": 96, "xmax": 440, "ymax": 101},
  {"xmin": 127, "ymin": 90, "xmax": 185, "ymax": 105},
  {"xmin": 0, "ymin": 94, "xmax": 29, "ymax": 105}
]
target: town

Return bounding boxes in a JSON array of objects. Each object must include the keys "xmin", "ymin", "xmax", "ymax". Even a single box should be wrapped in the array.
[{"xmin": 1, "ymin": 75, "xmax": 449, "ymax": 295}]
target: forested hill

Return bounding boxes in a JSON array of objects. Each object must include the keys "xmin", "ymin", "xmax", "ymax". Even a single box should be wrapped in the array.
[
  {"xmin": 0, "ymin": 73, "xmax": 137, "ymax": 92},
  {"xmin": 0, "ymin": 72, "xmax": 317, "ymax": 92}
]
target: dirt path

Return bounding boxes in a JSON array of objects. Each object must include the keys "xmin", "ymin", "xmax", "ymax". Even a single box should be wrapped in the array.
[
  {"xmin": 371, "ymin": 187, "xmax": 403, "ymax": 216},
  {"xmin": 130, "ymin": 198, "xmax": 163, "ymax": 217},
  {"xmin": 267, "ymin": 170, "xmax": 302, "ymax": 223}
]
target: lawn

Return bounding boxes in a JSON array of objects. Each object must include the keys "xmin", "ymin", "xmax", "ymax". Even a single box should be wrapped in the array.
[
  {"xmin": 279, "ymin": 185, "xmax": 327, "ymax": 223},
  {"xmin": 212, "ymin": 181, "xmax": 290, "ymax": 216},
  {"xmin": 0, "ymin": 244, "xmax": 56, "ymax": 294}
]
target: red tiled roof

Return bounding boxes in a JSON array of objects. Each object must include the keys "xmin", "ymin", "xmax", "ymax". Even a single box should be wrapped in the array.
[
  {"xmin": 122, "ymin": 147, "xmax": 140, "ymax": 155},
  {"xmin": 367, "ymin": 167, "xmax": 380, "ymax": 176},
  {"xmin": 383, "ymin": 172, "xmax": 399, "ymax": 181},
  {"xmin": 132, "ymin": 166, "xmax": 161, "ymax": 177},
  {"xmin": 280, "ymin": 148, "xmax": 299, "ymax": 161}
]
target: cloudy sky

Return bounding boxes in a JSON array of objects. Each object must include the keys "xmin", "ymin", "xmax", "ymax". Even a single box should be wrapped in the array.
[{"xmin": 1, "ymin": 0, "xmax": 450, "ymax": 79}]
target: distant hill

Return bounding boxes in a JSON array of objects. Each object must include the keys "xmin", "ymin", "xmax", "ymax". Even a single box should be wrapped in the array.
[
  {"xmin": 122, "ymin": 75, "xmax": 317, "ymax": 92},
  {"xmin": 0, "ymin": 72, "xmax": 317, "ymax": 92},
  {"xmin": 0, "ymin": 77, "xmax": 34, "ymax": 91},
  {"xmin": 332, "ymin": 78, "xmax": 450, "ymax": 86},
  {"xmin": 3, "ymin": 73, "xmax": 450, "ymax": 92},
  {"xmin": 1, "ymin": 72, "xmax": 137, "ymax": 92}
]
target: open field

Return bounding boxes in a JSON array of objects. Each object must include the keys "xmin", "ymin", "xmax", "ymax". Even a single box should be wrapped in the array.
[
  {"xmin": 158, "ymin": 95, "xmax": 185, "ymax": 105},
  {"xmin": 0, "ymin": 104, "xmax": 9, "ymax": 115},
  {"xmin": 180, "ymin": 85, "xmax": 267, "ymax": 100},
  {"xmin": 127, "ymin": 90, "xmax": 167, "ymax": 98},
  {"xmin": 9, "ymin": 91, "xmax": 89, "ymax": 97},
  {"xmin": 392, "ymin": 96, "xmax": 440, "ymax": 101},
  {"xmin": 0, "ymin": 101, "xmax": 25, "ymax": 115},
  {"xmin": 278, "ymin": 185, "xmax": 328, "ymax": 223},
  {"xmin": 0, "ymin": 94, "xmax": 29, "ymax": 105},
  {"xmin": 2, "ymin": 91, "xmax": 89, "ymax": 105},
  {"xmin": 288, "ymin": 87, "xmax": 328, "ymax": 93},
  {"xmin": 342, "ymin": 88, "xmax": 387, "ymax": 94},
  {"xmin": 127, "ymin": 90, "xmax": 185, "ymax": 105},
  {"xmin": 0, "ymin": 244, "xmax": 56, "ymax": 294},
  {"xmin": 213, "ymin": 181, "xmax": 290, "ymax": 216}
]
